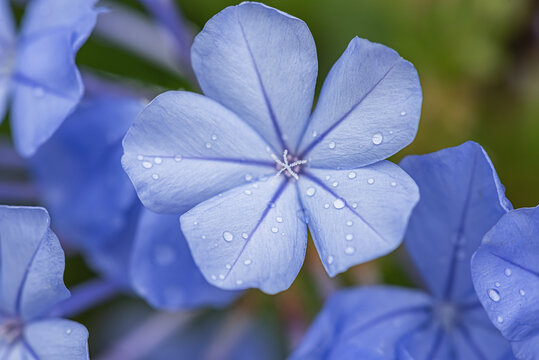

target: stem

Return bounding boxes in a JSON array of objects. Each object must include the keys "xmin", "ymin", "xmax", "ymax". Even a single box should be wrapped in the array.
[
  {"xmin": 96, "ymin": 311, "xmax": 196, "ymax": 360},
  {"xmin": 48, "ymin": 279, "xmax": 120, "ymax": 318}
]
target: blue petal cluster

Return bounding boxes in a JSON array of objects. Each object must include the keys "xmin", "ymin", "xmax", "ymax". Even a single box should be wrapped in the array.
[
  {"xmin": 0, "ymin": 206, "xmax": 89, "ymax": 359},
  {"xmin": 292, "ymin": 142, "xmax": 515, "ymax": 359},
  {"xmin": 122, "ymin": 2, "xmax": 422, "ymax": 294},
  {"xmin": 0, "ymin": 0, "xmax": 98, "ymax": 157}
]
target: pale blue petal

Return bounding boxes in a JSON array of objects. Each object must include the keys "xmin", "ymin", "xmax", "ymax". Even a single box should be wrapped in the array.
[
  {"xmin": 0, "ymin": 0, "xmax": 14, "ymax": 124},
  {"xmin": 180, "ymin": 179, "xmax": 306, "ymax": 294},
  {"xmin": 24, "ymin": 319, "xmax": 89, "ymax": 360},
  {"xmin": 191, "ymin": 2, "xmax": 317, "ymax": 151},
  {"xmin": 122, "ymin": 91, "xmax": 276, "ymax": 214},
  {"xmin": 0, "ymin": 206, "xmax": 69, "ymax": 320},
  {"xmin": 11, "ymin": 31, "xmax": 84, "ymax": 157},
  {"xmin": 291, "ymin": 286, "xmax": 432, "ymax": 360},
  {"xmin": 0, "ymin": 0, "xmax": 14, "ymax": 45},
  {"xmin": 400, "ymin": 141, "xmax": 511, "ymax": 302},
  {"xmin": 298, "ymin": 162, "xmax": 418, "ymax": 277},
  {"xmin": 131, "ymin": 209, "xmax": 240, "ymax": 310},
  {"xmin": 471, "ymin": 206, "xmax": 539, "ymax": 357},
  {"xmin": 298, "ymin": 37, "xmax": 421, "ymax": 168}
]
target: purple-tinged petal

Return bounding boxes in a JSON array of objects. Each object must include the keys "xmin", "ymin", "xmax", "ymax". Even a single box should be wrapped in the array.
[
  {"xmin": 298, "ymin": 162, "xmax": 418, "ymax": 277},
  {"xmin": 0, "ymin": 206, "xmax": 69, "ymax": 320},
  {"xmin": 122, "ymin": 91, "xmax": 277, "ymax": 214},
  {"xmin": 0, "ymin": 0, "xmax": 15, "ymax": 124},
  {"xmin": 471, "ymin": 206, "xmax": 539, "ymax": 358},
  {"xmin": 191, "ymin": 2, "xmax": 317, "ymax": 151},
  {"xmin": 298, "ymin": 37, "xmax": 421, "ymax": 168},
  {"xmin": 400, "ymin": 141, "xmax": 511, "ymax": 302},
  {"xmin": 180, "ymin": 179, "xmax": 306, "ymax": 294},
  {"xmin": 131, "ymin": 209, "xmax": 240, "ymax": 310},
  {"xmin": 24, "ymin": 318, "xmax": 89, "ymax": 360},
  {"xmin": 291, "ymin": 286, "xmax": 432, "ymax": 360}
]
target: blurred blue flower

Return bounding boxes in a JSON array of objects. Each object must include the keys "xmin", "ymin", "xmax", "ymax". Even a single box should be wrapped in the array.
[
  {"xmin": 471, "ymin": 206, "xmax": 539, "ymax": 359},
  {"xmin": 31, "ymin": 93, "xmax": 238, "ymax": 310},
  {"xmin": 0, "ymin": 0, "xmax": 98, "ymax": 157},
  {"xmin": 0, "ymin": 205, "xmax": 89, "ymax": 359},
  {"xmin": 292, "ymin": 142, "xmax": 515, "ymax": 359},
  {"xmin": 122, "ymin": 2, "xmax": 422, "ymax": 294}
]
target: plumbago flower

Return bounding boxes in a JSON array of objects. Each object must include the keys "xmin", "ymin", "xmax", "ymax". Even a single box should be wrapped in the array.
[
  {"xmin": 122, "ymin": 2, "xmax": 422, "ymax": 294},
  {"xmin": 292, "ymin": 142, "xmax": 514, "ymax": 359},
  {"xmin": 471, "ymin": 206, "xmax": 539, "ymax": 359},
  {"xmin": 0, "ymin": 0, "xmax": 99, "ymax": 157},
  {"xmin": 0, "ymin": 206, "xmax": 89, "ymax": 359},
  {"xmin": 31, "ymin": 93, "xmax": 238, "ymax": 309}
]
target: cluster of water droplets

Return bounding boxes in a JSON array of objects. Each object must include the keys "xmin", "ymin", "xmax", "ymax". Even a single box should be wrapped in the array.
[
  {"xmin": 485, "ymin": 266, "xmax": 528, "ymax": 324},
  {"xmin": 137, "ymin": 155, "xmax": 165, "ymax": 181}
]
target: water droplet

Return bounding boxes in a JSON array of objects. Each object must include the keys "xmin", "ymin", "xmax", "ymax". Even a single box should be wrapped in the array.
[
  {"xmin": 211, "ymin": 275, "xmax": 217, "ymax": 280},
  {"xmin": 352, "ymin": 203, "xmax": 358, "ymax": 208},
  {"xmin": 225, "ymin": 264, "xmax": 231, "ymax": 269},
  {"xmin": 332, "ymin": 181, "xmax": 339, "ymax": 187},
  {"xmin": 137, "ymin": 155, "xmax": 143, "ymax": 161},
  {"xmin": 142, "ymin": 161, "xmax": 153, "ymax": 169},
  {"xmin": 306, "ymin": 187, "xmax": 316, "ymax": 197},
  {"xmin": 520, "ymin": 289, "xmax": 526, "ymax": 296},
  {"xmin": 211, "ymin": 134, "xmax": 217, "ymax": 140},
  {"xmin": 497, "ymin": 316, "xmax": 504, "ymax": 323},
  {"xmin": 202, "ymin": 235, "xmax": 207, "ymax": 239},
  {"xmin": 328, "ymin": 141, "xmax": 336, "ymax": 149},
  {"xmin": 400, "ymin": 111, "xmax": 407, "ymax": 116},
  {"xmin": 348, "ymin": 172, "xmax": 356, "ymax": 179},
  {"xmin": 236, "ymin": 280, "xmax": 243, "ymax": 285},
  {"xmin": 488, "ymin": 289, "xmax": 501, "ymax": 302},
  {"xmin": 271, "ymin": 227, "xmax": 279, "ymax": 233},
  {"xmin": 345, "ymin": 246, "xmax": 355, "ymax": 254},
  {"xmin": 372, "ymin": 133, "xmax": 383, "ymax": 145},
  {"xmin": 327, "ymin": 256, "xmax": 334, "ymax": 264},
  {"xmin": 154, "ymin": 157, "xmax": 162, "ymax": 164},
  {"xmin": 244, "ymin": 259, "xmax": 252, "ymax": 265},
  {"xmin": 219, "ymin": 274, "xmax": 225, "ymax": 280},
  {"xmin": 324, "ymin": 203, "xmax": 330, "ymax": 209},
  {"xmin": 276, "ymin": 217, "xmax": 283, "ymax": 223},
  {"xmin": 33, "ymin": 87, "xmax": 45, "ymax": 97},
  {"xmin": 244, "ymin": 190, "xmax": 252, "ymax": 195},
  {"xmin": 391, "ymin": 181, "xmax": 397, "ymax": 187},
  {"xmin": 346, "ymin": 220, "xmax": 353, "ymax": 226},
  {"xmin": 154, "ymin": 245, "xmax": 175, "ymax": 266},
  {"xmin": 193, "ymin": 221, "xmax": 198, "ymax": 225},
  {"xmin": 245, "ymin": 174, "xmax": 253, "ymax": 181},
  {"xmin": 345, "ymin": 234, "xmax": 353, "ymax": 241},
  {"xmin": 205, "ymin": 142, "xmax": 212, "ymax": 149},
  {"xmin": 504, "ymin": 268, "xmax": 512, "ymax": 277},
  {"xmin": 312, "ymin": 130, "xmax": 318, "ymax": 137},
  {"xmin": 495, "ymin": 282, "xmax": 500, "ymax": 287},
  {"xmin": 367, "ymin": 178, "xmax": 375, "ymax": 185},
  {"xmin": 242, "ymin": 232, "xmax": 249, "ymax": 239},
  {"xmin": 223, "ymin": 231, "xmax": 233, "ymax": 242},
  {"xmin": 174, "ymin": 155, "xmax": 182, "ymax": 162},
  {"xmin": 333, "ymin": 199, "xmax": 345, "ymax": 209},
  {"xmin": 152, "ymin": 174, "xmax": 159, "ymax": 180}
]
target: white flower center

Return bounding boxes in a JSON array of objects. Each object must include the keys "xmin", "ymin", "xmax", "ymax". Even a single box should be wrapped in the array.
[{"xmin": 271, "ymin": 149, "xmax": 306, "ymax": 180}]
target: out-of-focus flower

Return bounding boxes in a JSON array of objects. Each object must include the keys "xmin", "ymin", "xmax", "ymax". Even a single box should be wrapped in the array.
[
  {"xmin": 122, "ymin": 1, "xmax": 422, "ymax": 294},
  {"xmin": 472, "ymin": 206, "xmax": 539, "ymax": 360},
  {"xmin": 292, "ymin": 142, "xmax": 514, "ymax": 359},
  {"xmin": 0, "ymin": 205, "xmax": 89, "ymax": 359},
  {"xmin": 0, "ymin": 0, "xmax": 99, "ymax": 157},
  {"xmin": 31, "ymin": 93, "xmax": 238, "ymax": 309}
]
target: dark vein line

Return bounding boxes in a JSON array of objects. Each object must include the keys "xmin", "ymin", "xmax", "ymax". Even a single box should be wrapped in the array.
[
  {"xmin": 23, "ymin": 339, "xmax": 40, "ymax": 360},
  {"xmin": 443, "ymin": 152, "xmax": 478, "ymax": 301},
  {"xmin": 237, "ymin": 16, "xmax": 287, "ymax": 151},
  {"xmin": 134, "ymin": 154, "xmax": 275, "ymax": 167},
  {"xmin": 299, "ymin": 62, "xmax": 398, "ymax": 157},
  {"xmin": 12, "ymin": 71, "xmax": 79, "ymax": 102},
  {"xmin": 425, "ymin": 326, "xmax": 444, "ymax": 360},
  {"xmin": 395, "ymin": 318, "xmax": 434, "ymax": 355},
  {"xmin": 458, "ymin": 324, "xmax": 488, "ymax": 360},
  {"xmin": 303, "ymin": 171, "xmax": 389, "ymax": 245},
  {"xmin": 488, "ymin": 251, "xmax": 539, "ymax": 278},
  {"xmin": 224, "ymin": 179, "xmax": 289, "ymax": 279}
]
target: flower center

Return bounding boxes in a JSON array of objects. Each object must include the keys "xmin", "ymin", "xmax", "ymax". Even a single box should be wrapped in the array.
[
  {"xmin": 271, "ymin": 149, "xmax": 307, "ymax": 180},
  {"xmin": 0, "ymin": 318, "xmax": 23, "ymax": 344},
  {"xmin": 433, "ymin": 302, "xmax": 460, "ymax": 331},
  {"xmin": 0, "ymin": 45, "xmax": 16, "ymax": 78}
]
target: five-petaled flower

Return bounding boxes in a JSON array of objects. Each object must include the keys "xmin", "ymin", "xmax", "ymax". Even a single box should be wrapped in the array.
[{"xmin": 122, "ymin": 2, "xmax": 422, "ymax": 294}]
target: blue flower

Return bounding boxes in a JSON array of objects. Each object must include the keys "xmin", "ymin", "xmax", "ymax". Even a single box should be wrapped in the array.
[
  {"xmin": 471, "ymin": 206, "xmax": 539, "ymax": 359},
  {"xmin": 292, "ymin": 142, "xmax": 514, "ymax": 359},
  {"xmin": 122, "ymin": 2, "xmax": 422, "ymax": 294},
  {"xmin": 0, "ymin": 0, "xmax": 99, "ymax": 157},
  {"xmin": 31, "ymin": 93, "xmax": 239, "ymax": 309},
  {"xmin": 0, "ymin": 205, "xmax": 89, "ymax": 359}
]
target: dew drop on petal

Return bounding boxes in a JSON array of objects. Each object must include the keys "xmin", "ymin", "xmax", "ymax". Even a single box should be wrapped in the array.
[
  {"xmin": 244, "ymin": 259, "xmax": 252, "ymax": 265},
  {"xmin": 324, "ymin": 203, "xmax": 330, "ymax": 209},
  {"xmin": 219, "ymin": 274, "xmax": 225, "ymax": 280},
  {"xmin": 236, "ymin": 280, "xmax": 243, "ymax": 285},
  {"xmin": 225, "ymin": 264, "xmax": 231, "ymax": 269},
  {"xmin": 400, "ymin": 111, "xmax": 407, "ymax": 116},
  {"xmin": 367, "ymin": 178, "xmax": 375, "ymax": 185},
  {"xmin": 152, "ymin": 174, "xmax": 159, "ymax": 180},
  {"xmin": 495, "ymin": 282, "xmax": 500, "ymax": 287},
  {"xmin": 142, "ymin": 161, "xmax": 152, "ymax": 169},
  {"xmin": 333, "ymin": 199, "xmax": 345, "ymax": 209},
  {"xmin": 242, "ymin": 232, "xmax": 249, "ymax": 239},
  {"xmin": 325, "ymin": 175, "xmax": 331, "ymax": 180},
  {"xmin": 372, "ymin": 133, "xmax": 383, "ymax": 145},
  {"xmin": 205, "ymin": 142, "xmax": 212, "ymax": 149},
  {"xmin": 306, "ymin": 187, "xmax": 316, "ymax": 197},
  {"xmin": 211, "ymin": 275, "xmax": 217, "ymax": 280},
  {"xmin": 137, "ymin": 155, "xmax": 143, "ymax": 161},
  {"xmin": 504, "ymin": 268, "xmax": 512, "ymax": 277},
  {"xmin": 245, "ymin": 174, "xmax": 253, "ymax": 181},
  {"xmin": 223, "ymin": 231, "xmax": 233, "ymax": 242},
  {"xmin": 520, "ymin": 289, "xmax": 525, "ymax": 296},
  {"xmin": 327, "ymin": 256, "xmax": 334, "ymax": 264},
  {"xmin": 352, "ymin": 203, "xmax": 358, "ymax": 208},
  {"xmin": 345, "ymin": 234, "xmax": 353, "ymax": 241},
  {"xmin": 276, "ymin": 217, "xmax": 283, "ymax": 223},
  {"xmin": 346, "ymin": 220, "xmax": 353, "ymax": 227},
  {"xmin": 345, "ymin": 246, "xmax": 355, "ymax": 254},
  {"xmin": 348, "ymin": 172, "xmax": 356, "ymax": 179},
  {"xmin": 497, "ymin": 316, "xmax": 504, "ymax": 323},
  {"xmin": 328, "ymin": 141, "xmax": 336, "ymax": 149},
  {"xmin": 66, "ymin": 328, "xmax": 72, "ymax": 335},
  {"xmin": 154, "ymin": 157, "xmax": 162, "ymax": 164},
  {"xmin": 312, "ymin": 130, "xmax": 318, "ymax": 137},
  {"xmin": 211, "ymin": 134, "xmax": 217, "ymax": 140},
  {"xmin": 244, "ymin": 190, "xmax": 252, "ymax": 195},
  {"xmin": 488, "ymin": 289, "xmax": 501, "ymax": 302},
  {"xmin": 271, "ymin": 227, "xmax": 279, "ymax": 233},
  {"xmin": 174, "ymin": 155, "xmax": 182, "ymax": 162},
  {"xmin": 332, "ymin": 181, "xmax": 339, "ymax": 187},
  {"xmin": 391, "ymin": 181, "xmax": 397, "ymax": 187}
]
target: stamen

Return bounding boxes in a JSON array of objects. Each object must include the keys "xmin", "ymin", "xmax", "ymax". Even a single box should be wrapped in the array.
[{"xmin": 272, "ymin": 150, "xmax": 306, "ymax": 180}]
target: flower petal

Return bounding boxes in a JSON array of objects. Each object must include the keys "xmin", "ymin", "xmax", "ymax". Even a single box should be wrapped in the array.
[
  {"xmin": 24, "ymin": 319, "xmax": 89, "ymax": 360},
  {"xmin": 0, "ymin": 0, "xmax": 15, "ymax": 124},
  {"xmin": 298, "ymin": 162, "xmax": 418, "ymax": 276},
  {"xmin": 471, "ymin": 206, "xmax": 539, "ymax": 354},
  {"xmin": 191, "ymin": 2, "xmax": 317, "ymax": 151},
  {"xmin": 291, "ymin": 286, "xmax": 432, "ymax": 359},
  {"xmin": 298, "ymin": 37, "xmax": 421, "ymax": 168},
  {"xmin": 180, "ymin": 179, "xmax": 306, "ymax": 294},
  {"xmin": 131, "ymin": 209, "xmax": 240, "ymax": 310},
  {"xmin": 400, "ymin": 141, "xmax": 511, "ymax": 301},
  {"xmin": 122, "ymin": 91, "xmax": 276, "ymax": 214},
  {"xmin": 0, "ymin": 206, "xmax": 69, "ymax": 320}
]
